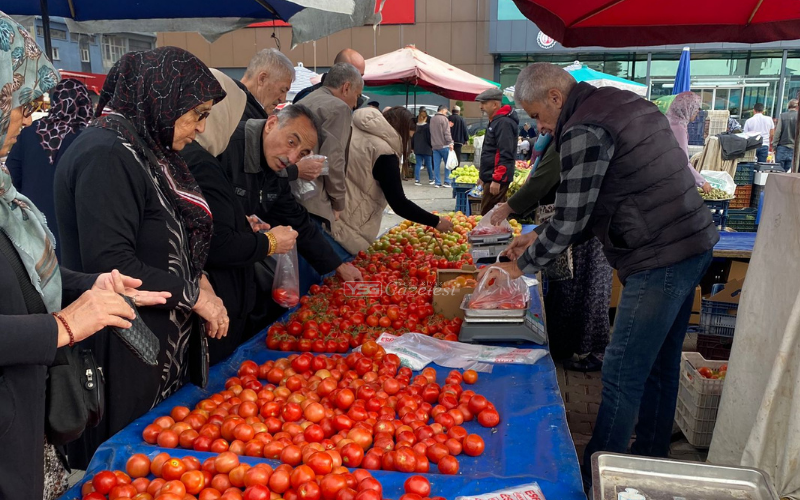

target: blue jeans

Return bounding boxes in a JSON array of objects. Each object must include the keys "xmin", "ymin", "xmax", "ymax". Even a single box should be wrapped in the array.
[
  {"xmin": 756, "ymin": 145, "xmax": 769, "ymax": 163},
  {"xmin": 776, "ymin": 145, "xmax": 793, "ymax": 172},
  {"xmin": 582, "ymin": 250, "xmax": 713, "ymax": 487},
  {"xmin": 415, "ymin": 154, "xmax": 434, "ymax": 182},
  {"xmin": 296, "ymin": 218, "xmax": 354, "ymax": 296},
  {"xmin": 433, "ymin": 147, "xmax": 450, "ymax": 186}
]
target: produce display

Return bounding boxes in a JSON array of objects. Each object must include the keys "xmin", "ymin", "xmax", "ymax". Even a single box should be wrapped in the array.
[
  {"xmin": 140, "ymin": 347, "xmax": 496, "ymax": 478},
  {"xmin": 441, "ymin": 275, "xmax": 477, "ymax": 289},
  {"xmin": 450, "ymin": 165, "xmax": 479, "ymax": 185},
  {"xmin": 698, "ymin": 187, "xmax": 733, "ymax": 201},
  {"xmin": 506, "ymin": 165, "xmax": 532, "ymax": 198},
  {"xmin": 698, "ymin": 364, "xmax": 727, "ymax": 379},
  {"xmin": 77, "ymin": 451, "xmax": 444, "ymax": 500}
]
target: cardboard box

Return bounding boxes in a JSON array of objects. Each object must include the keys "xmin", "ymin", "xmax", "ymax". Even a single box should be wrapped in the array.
[
  {"xmin": 708, "ymin": 279, "xmax": 744, "ymax": 305},
  {"xmin": 434, "ymin": 266, "xmax": 478, "ymax": 320},
  {"xmin": 689, "ymin": 286, "xmax": 703, "ymax": 324},
  {"xmin": 610, "ymin": 270, "xmax": 623, "ymax": 308},
  {"xmin": 727, "ymin": 260, "xmax": 749, "ymax": 283}
]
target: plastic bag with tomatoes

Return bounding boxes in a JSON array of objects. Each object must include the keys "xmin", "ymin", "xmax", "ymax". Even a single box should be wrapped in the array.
[
  {"xmin": 272, "ymin": 245, "xmax": 300, "ymax": 308},
  {"xmin": 471, "ymin": 205, "xmax": 512, "ymax": 236},
  {"xmin": 469, "ymin": 265, "xmax": 530, "ymax": 310}
]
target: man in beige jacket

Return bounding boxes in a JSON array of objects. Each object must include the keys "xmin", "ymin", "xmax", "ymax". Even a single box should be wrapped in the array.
[{"xmin": 298, "ymin": 63, "xmax": 364, "ymax": 229}]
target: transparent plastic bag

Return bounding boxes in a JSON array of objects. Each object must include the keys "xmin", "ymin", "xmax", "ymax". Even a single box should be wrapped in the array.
[
  {"xmin": 469, "ymin": 265, "xmax": 530, "ymax": 310},
  {"xmin": 272, "ymin": 246, "xmax": 299, "ymax": 308},
  {"xmin": 471, "ymin": 205, "xmax": 512, "ymax": 236},
  {"xmin": 359, "ymin": 333, "xmax": 548, "ymax": 373},
  {"xmin": 455, "ymin": 482, "xmax": 547, "ymax": 500},
  {"xmin": 290, "ymin": 155, "xmax": 329, "ymax": 201},
  {"xmin": 446, "ymin": 149, "xmax": 459, "ymax": 170},
  {"xmin": 700, "ymin": 170, "xmax": 736, "ymax": 197}
]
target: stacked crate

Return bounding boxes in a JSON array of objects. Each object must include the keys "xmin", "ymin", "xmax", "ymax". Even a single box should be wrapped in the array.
[
  {"xmin": 675, "ymin": 352, "xmax": 727, "ymax": 448},
  {"xmin": 728, "ymin": 162, "xmax": 757, "ymax": 231}
]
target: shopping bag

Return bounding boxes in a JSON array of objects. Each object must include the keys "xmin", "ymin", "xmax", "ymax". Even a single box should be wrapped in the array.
[
  {"xmin": 272, "ymin": 246, "xmax": 300, "ymax": 308},
  {"xmin": 290, "ymin": 155, "xmax": 329, "ymax": 201},
  {"xmin": 446, "ymin": 149, "xmax": 459, "ymax": 170},
  {"xmin": 471, "ymin": 205, "xmax": 512, "ymax": 236},
  {"xmin": 469, "ymin": 265, "xmax": 530, "ymax": 310},
  {"xmin": 700, "ymin": 170, "xmax": 736, "ymax": 197}
]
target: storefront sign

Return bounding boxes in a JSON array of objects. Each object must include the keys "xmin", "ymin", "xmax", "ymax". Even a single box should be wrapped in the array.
[
  {"xmin": 249, "ymin": 0, "xmax": 415, "ymax": 28},
  {"xmin": 536, "ymin": 31, "xmax": 557, "ymax": 49}
]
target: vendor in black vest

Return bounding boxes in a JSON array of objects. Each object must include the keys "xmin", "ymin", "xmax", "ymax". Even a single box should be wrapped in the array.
[{"xmin": 480, "ymin": 63, "xmax": 719, "ymax": 490}]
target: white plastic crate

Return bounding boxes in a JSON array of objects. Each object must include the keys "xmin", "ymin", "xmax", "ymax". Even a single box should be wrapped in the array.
[
  {"xmin": 675, "ymin": 398, "xmax": 715, "ymax": 448},
  {"xmin": 678, "ymin": 384, "xmax": 720, "ymax": 422},
  {"xmin": 680, "ymin": 352, "xmax": 727, "ymax": 401}
]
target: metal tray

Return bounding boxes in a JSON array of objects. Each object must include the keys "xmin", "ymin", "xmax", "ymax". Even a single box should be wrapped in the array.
[
  {"xmin": 468, "ymin": 231, "xmax": 513, "ymax": 245},
  {"xmin": 462, "ymin": 315, "xmax": 525, "ymax": 324},
  {"xmin": 592, "ymin": 453, "xmax": 780, "ymax": 500},
  {"xmin": 460, "ymin": 294, "xmax": 528, "ymax": 318}
]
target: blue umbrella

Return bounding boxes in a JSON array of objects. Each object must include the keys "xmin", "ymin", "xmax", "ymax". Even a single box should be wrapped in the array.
[{"xmin": 672, "ymin": 47, "xmax": 692, "ymax": 95}]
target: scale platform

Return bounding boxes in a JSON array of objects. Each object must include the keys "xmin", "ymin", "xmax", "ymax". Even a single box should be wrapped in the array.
[
  {"xmin": 469, "ymin": 232, "xmax": 513, "ymax": 265},
  {"xmin": 459, "ymin": 309, "xmax": 547, "ymax": 345}
]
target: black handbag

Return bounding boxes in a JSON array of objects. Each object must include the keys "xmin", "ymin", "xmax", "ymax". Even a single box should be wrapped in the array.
[{"xmin": 0, "ymin": 233, "xmax": 105, "ymax": 446}]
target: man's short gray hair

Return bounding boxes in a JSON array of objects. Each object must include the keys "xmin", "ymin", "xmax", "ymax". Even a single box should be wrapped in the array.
[
  {"xmin": 276, "ymin": 104, "xmax": 323, "ymax": 143},
  {"xmin": 324, "ymin": 62, "xmax": 363, "ymax": 91},
  {"xmin": 244, "ymin": 48, "xmax": 295, "ymax": 81},
  {"xmin": 514, "ymin": 63, "xmax": 577, "ymax": 104},
  {"xmin": 789, "ymin": 99, "xmax": 798, "ymax": 110}
]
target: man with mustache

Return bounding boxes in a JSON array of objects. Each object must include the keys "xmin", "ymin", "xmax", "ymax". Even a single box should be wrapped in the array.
[{"xmin": 217, "ymin": 104, "xmax": 363, "ymax": 297}]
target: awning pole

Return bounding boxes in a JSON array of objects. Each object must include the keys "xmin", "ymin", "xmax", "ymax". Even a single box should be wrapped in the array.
[{"xmin": 39, "ymin": 0, "xmax": 53, "ymax": 61}]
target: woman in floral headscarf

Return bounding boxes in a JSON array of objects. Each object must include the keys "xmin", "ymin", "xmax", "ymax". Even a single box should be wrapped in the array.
[
  {"xmin": 667, "ymin": 91, "xmax": 712, "ymax": 193},
  {"xmin": 55, "ymin": 46, "xmax": 230, "ymax": 467},
  {"xmin": 0, "ymin": 11, "xmax": 169, "ymax": 500},
  {"xmin": 5, "ymin": 78, "xmax": 93, "ymax": 257}
]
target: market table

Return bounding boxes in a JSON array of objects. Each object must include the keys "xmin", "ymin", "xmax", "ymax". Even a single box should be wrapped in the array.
[
  {"xmin": 59, "ymin": 292, "xmax": 584, "ymax": 500},
  {"xmin": 713, "ymin": 231, "xmax": 756, "ymax": 259}
]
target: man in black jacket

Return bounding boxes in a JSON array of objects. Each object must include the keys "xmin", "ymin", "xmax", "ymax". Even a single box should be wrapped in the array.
[
  {"xmin": 293, "ymin": 48, "xmax": 366, "ymax": 105},
  {"xmin": 484, "ymin": 63, "xmax": 718, "ymax": 491},
  {"xmin": 476, "ymin": 87, "xmax": 518, "ymax": 215},
  {"xmin": 218, "ymin": 105, "xmax": 363, "ymax": 289},
  {"xmin": 238, "ymin": 48, "xmax": 295, "ymax": 120},
  {"xmin": 448, "ymin": 105, "xmax": 469, "ymax": 164}
]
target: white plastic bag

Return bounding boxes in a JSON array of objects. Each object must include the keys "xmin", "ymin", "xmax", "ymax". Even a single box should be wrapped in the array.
[
  {"xmin": 469, "ymin": 265, "xmax": 530, "ymax": 310},
  {"xmin": 446, "ymin": 149, "xmax": 459, "ymax": 170},
  {"xmin": 455, "ymin": 482, "xmax": 547, "ymax": 500},
  {"xmin": 290, "ymin": 155, "xmax": 329, "ymax": 201},
  {"xmin": 471, "ymin": 205, "xmax": 512, "ymax": 236},
  {"xmin": 361, "ymin": 332, "xmax": 548, "ymax": 372},
  {"xmin": 272, "ymin": 246, "xmax": 299, "ymax": 308},
  {"xmin": 700, "ymin": 170, "xmax": 736, "ymax": 197}
]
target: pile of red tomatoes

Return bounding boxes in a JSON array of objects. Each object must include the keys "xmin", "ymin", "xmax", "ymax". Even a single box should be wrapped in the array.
[
  {"xmin": 141, "ymin": 345, "xmax": 498, "ymax": 478},
  {"xmin": 79, "ymin": 451, "xmax": 441, "ymax": 500}
]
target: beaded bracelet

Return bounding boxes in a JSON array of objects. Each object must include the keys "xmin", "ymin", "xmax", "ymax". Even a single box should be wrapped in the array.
[
  {"xmin": 266, "ymin": 231, "xmax": 278, "ymax": 257},
  {"xmin": 52, "ymin": 312, "xmax": 74, "ymax": 347}
]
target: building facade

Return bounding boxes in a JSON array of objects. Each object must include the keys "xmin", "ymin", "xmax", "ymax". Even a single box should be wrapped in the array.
[{"xmin": 156, "ymin": 0, "xmax": 800, "ymax": 119}]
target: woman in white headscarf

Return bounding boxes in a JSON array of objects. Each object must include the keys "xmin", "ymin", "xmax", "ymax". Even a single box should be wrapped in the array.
[
  {"xmin": 183, "ymin": 69, "xmax": 298, "ymax": 363},
  {"xmin": 667, "ymin": 92, "xmax": 712, "ymax": 193}
]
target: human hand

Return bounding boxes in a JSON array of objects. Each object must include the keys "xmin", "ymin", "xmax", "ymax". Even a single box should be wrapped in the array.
[
  {"xmin": 192, "ymin": 286, "xmax": 229, "ymax": 340},
  {"xmin": 490, "ymin": 203, "xmax": 512, "ymax": 226},
  {"xmin": 701, "ymin": 182, "xmax": 712, "ymax": 194},
  {"xmin": 268, "ymin": 225, "xmax": 298, "ymax": 254},
  {"xmin": 435, "ymin": 217, "xmax": 454, "ymax": 233},
  {"xmin": 336, "ymin": 263, "xmax": 363, "ymax": 282},
  {"xmin": 477, "ymin": 179, "xmax": 484, "ymax": 187},
  {"xmin": 502, "ymin": 231, "xmax": 537, "ymax": 260},
  {"xmin": 57, "ymin": 289, "xmax": 136, "ymax": 347},
  {"xmin": 247, "ymin": 215, "xmax": 271, "ymax": 233},
  {"xmin": 476, "ymin": 261, "xmax": 524, "ymax": 282},
  {"xmin": 489, "ymin": 182, "xmax": 501, "ymax": 195},
  {"xmin": 333, "ymin": 210, "xmax": 342, "ymax": 221},
  {"xmin": 449, "ymin": 144, "xmax": 454, "ymax": 151},
  {"xmin": 296, "ymin": 155, "xmax": 326, "ymax": 181},
  {"xmin": 92, "ymin": 269, "xmax": 171, "ymax": 307}
]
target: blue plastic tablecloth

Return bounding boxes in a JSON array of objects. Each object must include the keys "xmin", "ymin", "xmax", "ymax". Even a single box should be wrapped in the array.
[
  {"xmin": 715, "ymin": 231, "xmax": 756, "ymax": 255},
  {"xmin": 59, "ymin": 329, "xmax": 583, "ymax": 499}
]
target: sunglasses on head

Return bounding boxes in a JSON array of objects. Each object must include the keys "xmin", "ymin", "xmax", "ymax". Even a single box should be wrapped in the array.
[{"xmin": 22, "ymin": 100, "xmax": 43, "ymax": 118}]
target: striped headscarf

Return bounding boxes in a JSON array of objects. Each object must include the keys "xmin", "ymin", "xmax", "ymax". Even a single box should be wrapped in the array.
[{"xmin": 0, "ymin": 11, "xmax": 62, "ymax": 311}]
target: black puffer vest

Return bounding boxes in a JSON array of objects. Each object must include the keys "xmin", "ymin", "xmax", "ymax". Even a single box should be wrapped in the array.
[{"xmin": 555, "ymin": 83, "xmax": 719, "ymax": 282}]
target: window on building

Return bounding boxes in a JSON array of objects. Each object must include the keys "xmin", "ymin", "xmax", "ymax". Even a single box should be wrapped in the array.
[
  {"xmin": 81, "ymin": 48, "xmax": 90, "ymax": 63},
  {"xmin": 51, "ymin": 47, "xmax": 60, "ymax": 61},
  {"xmin": 35, "ymin": 26, "xmax": 67, "ymax": 40},
  {"xmin": 102, "ymin": 35, "xmax": 127, "ymax": 67},
  {"xmin": 128, "ymin": 39, "xmax": 154, "ymax": 52}
]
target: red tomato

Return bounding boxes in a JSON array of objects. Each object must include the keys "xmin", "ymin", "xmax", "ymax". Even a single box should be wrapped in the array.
[
  {"xmin": 477, "ymin": 408, "xmax": 500, "ymax": 427},
  {"xmin": 92, "ymin": 471, "xmax": 118, "ymax": 495},
  {"xmin": 126, "ymin": 454, "xmax": 151, "ymax": 478},
  {"xmin": 462, "ymin": 434, "xmax": 485, "ymax": 456},
  {"xmin": 437, "ymin": 454, "xmax": 460, "ymax": 475},
  {"xmin": 180, "ymin": 470, "xmax": 205, "ymax": 495},
  {"xmin": 160, "ymin": 458, "xmax": 187, "ymax": 481}
]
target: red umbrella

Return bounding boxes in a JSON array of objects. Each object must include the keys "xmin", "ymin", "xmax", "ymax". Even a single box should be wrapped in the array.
[
  {"xmin": 362, "ymin": 46, "xmax": 496, "ymax": 101},
  {"xmin": 511, "ymin": 0, "xmax": 800, "ymax": 47}
]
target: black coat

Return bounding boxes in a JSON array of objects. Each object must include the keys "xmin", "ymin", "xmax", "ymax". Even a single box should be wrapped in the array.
[
  {"xmin": 182, "ymin": 142, "xmax": 271, "ymax": 363},
  {"xmin": 218, "ymin": 120, "xmax": 342, "ymax": 276},
  {"xmin": 480, "ymin": 105, "xmax": 519, "ymax": 184},
  {"xmin": 235, "ymin": 80, "xmax": 269, "ymax": 121},
  {"xmin": 413, "ymin": 122, "xmax": 433, "ymax": 156},
  {"xmin": 0, "ymin": 230, "xmax": 95, "ymax": 500}
]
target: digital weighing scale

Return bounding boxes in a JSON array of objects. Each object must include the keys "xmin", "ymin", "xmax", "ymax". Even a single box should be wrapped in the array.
[
  {"xmin": 468, "ymin": 231, "xmax": 513, "ymax": 265},
  {"xmin": 457, "ymin": 294, "xmax": 547, "ymax": 345}
]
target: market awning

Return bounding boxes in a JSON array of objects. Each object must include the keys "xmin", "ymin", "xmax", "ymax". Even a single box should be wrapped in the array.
[
  {"xmin": 504, "ymin": 62, "xmax": 647, "ymax": 101},
  {"xmin": 363, "ymin": 46, "xmax": 497, "ymax": 102},
  {"xmin": 510, "ymin": 0, "xmax": 800, "ymax": 47}
]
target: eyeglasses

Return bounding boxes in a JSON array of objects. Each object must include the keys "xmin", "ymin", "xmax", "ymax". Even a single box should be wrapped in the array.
[
  {"xmin": 193, "ymin": 108, "xmax": 211, "ymax": 122},
  {"xmin": 22, "ymin": 100, "xmax": 42, "ymax": 118}
]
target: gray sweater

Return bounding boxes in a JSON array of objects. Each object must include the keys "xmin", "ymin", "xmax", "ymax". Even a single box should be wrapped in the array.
[{"xmin": 430, "ymin": 113, "xmax": 452, "ymax": 150}]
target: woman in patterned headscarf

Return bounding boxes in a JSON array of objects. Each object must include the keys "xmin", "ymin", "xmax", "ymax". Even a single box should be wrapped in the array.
[
  {"xmin": 54, "ymin": 46, "xmax": 230, "ymax": 467},
  {"xmin": 0, "ymin": 12, "xmax": 170, "ymax": 500},
  {"xmin": 667, "ymin": 91, "xmax": 711, "ymax": 193},
  {"xmin": 5, "ymin": 78, "xmax": 92, "ymax": 257}
]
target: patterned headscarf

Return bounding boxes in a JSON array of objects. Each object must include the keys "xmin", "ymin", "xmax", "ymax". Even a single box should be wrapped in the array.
[
  {"xmin": 666, "ymin": 91, "xmax": 701, "ymax": 128},
  {"xmin": 35, "ymin": 78, "xmax": 92, "ymax": 163},
  {"xmin": 92, "ymin": 47, "xmax": 226, "ymax": 276},
  {"xmin": 527, "ymin": 132, "xmax": 553, "ymax": 177},
  {"xmin": 0, "ymin": 11, "xmax": 62, "ymax": 312}
]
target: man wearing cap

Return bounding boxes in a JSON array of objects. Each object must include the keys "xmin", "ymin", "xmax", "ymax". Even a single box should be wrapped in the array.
[
  {"xmin": 476, "ymin": 87, "xmax": 519, "ymax": 215},
  {"xmin": 367, "ymin": 101, "xmax": 380, "ymax": 110},
  {"xmin": 449, "ymin": 105, "xmax": 469, "ymax": 165}
]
